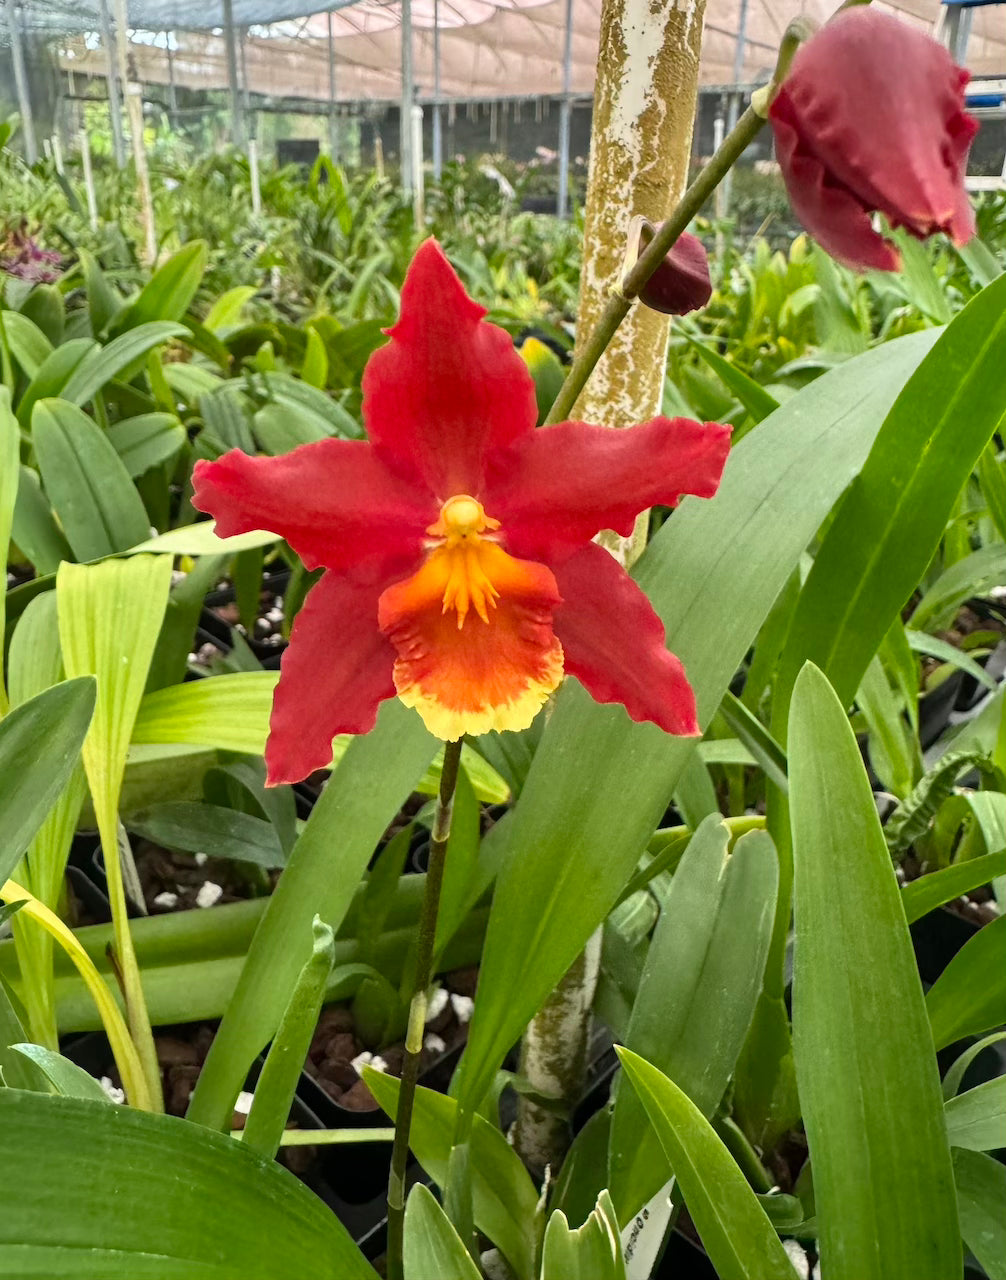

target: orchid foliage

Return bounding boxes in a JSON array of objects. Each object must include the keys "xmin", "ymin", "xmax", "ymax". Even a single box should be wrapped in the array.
[{"xmin": 0, "ymin": 6, "xmax": 1004, "ymax": 1280}]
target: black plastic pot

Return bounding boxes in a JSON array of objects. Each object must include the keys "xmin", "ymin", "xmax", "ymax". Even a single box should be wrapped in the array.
[{"xmin": 918, "ymin": 669, "xmax": 966, "ymax": 750}]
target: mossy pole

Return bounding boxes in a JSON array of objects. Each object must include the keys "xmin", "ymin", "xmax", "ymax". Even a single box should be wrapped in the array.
[{"xmin": 512, "ymin": 0, "xmax": 709, "ymax": 1177}]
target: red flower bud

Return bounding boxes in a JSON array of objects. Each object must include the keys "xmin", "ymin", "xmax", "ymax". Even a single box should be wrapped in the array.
[
  {"xmin": 625, "ymin": 216, "xmax": 713, "ymax": 315},
  {"xmin": 768, "ymin": 9, "xmax": 978, "ymax": 272}
]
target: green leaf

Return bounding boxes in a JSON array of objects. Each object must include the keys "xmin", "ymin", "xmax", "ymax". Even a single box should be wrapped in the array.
[
  {"xmin": 0, "ymin": 679, "xmax": 96, "ymax": 885},
  {"xmin": 608, "ymin": 820, "xmax": 778, "ymax": 1222},
  {"xmin": 788, "ymin": 663, "xmax": 959, "ymax": 1280},
  {"xmin": 884, "ymin": 749, "xmax": 1003, "ymax": 856},
  {"xmin": 15, "ymin": 337, "xmax": 95, "ymax": 428},
  {"xmin": 0, "ymin": 1090, "xmax": 376, "ymax": 1278},
  {"xmin": 2, "ymin": 311, "xmax": 52, "ymax": 378},
  {"xmin": 718, "ymin": 691, "xmax": 788, "ymax": 791},
  {"xmin": 944, "ymin": 1077, "xmax": 1006, "ymax": 1152},
  {"xmin": 301, "ymin": 328, "xmax": 329, "ymax": 389},
  {"xmin": 204, "ymin": 286, "xmax": 257, "ymax": 334},
  {"xmin": 187, "ymin": 703, "xmax": 437, "ymax": 1133},
  {"xmin": 910, "ymin": 543, "xmax": 1006, "ymax": 631},
  {"xmin": 0, "ymin": 389, "xmax": 18, "ymax": 705},
  {"xmin": 943, "ymin": 1032, "xmax": 1006, "ymax": 1101},
  {"xmin": 254, "ymin": 401, "xmax": 329, "ymax": 454},
  {"xmin": 32, "ymin": 398, "xmax": 152, "ymax": 560},
  {"xmin": 776, "ymin": 272, "xmax": 1006, "ymax": 723},
  {"xmin": 953, "ymin": 1148, "xmax": 1006, "ymax": 1280},
  {"xmin": 927, "ymin": 914, "xmax": 1006, "ymax": 1050},
  {"xmin": 127, "ymin": 802, "xmax": 286, "ymax": 868},
  {"xmin": 79, "ymin": 248, "xmax": 124, "ymax": 338},
  {"xmin": 540, "ymin": 1190, "xmax": 626, "ymax": 1280},
  {"xmin": 453, "ymin": 326, "xmax": 943, "ymax": 1118},
  {"xmin": 976, "ymin": 443, "xmax": 1006, "ymax": 542},
  {"xmin": 110, "ymin": 242, "xmax": 208, "ymax": 334},
  {"xmin": 518, "ymin": 336, "xmax": 566, "ymax": 425},
  {"xmin": 901, "ymin": 850, "xmax": 1006, "ymax": 924},
  {"xmin": 365, "ymin": 1070, "xmax": 539, "ymax": 1280},
  {"xmin": 131, "ymin": 673, "xmax": 507, "ymax": 803},
  {"xmin": 433, "ymin": 766, "xmax": 482, "ymax": 956},
  {"xmin": 57, "ymin": 555, "xmax": 174, "ymax": 1102},
  {"xmin": 201, "ymin": 384, "xmax": 255, "ymax": 453},
  {"xmin": 905, "ymin": 628, "xmax": 998, "ymax": 692},
  {"xmin": 243, "ymin": 917, "xmax": 334, "ymax": 1159},
  {"xmin": 130, "ymin": 523, "xmax": 279, "ymax": 556},
  {"xmin": 10, "ymin": 464, "xmax": 72, "ymax": 574},
  {"xmin": 107, "ymin": 413, "xmax": 185, "ymax": 479},
  {"xmin": 403, "ymin": 1184, "xmax": 482, "ymax": 1280},
  {"xmin": 856, "ymin": 655, "xmax": 920, "ymax": 799},
  {"xmin": 11, "ymin": 1043, "xmax": 113, "ymax": 1103},
  {"xmin": 61, "ymin": 322, "xmax": 189, "ymax": 407},
  {"xmin": 683, "ymin": 334, "xmax": 780, "ymax": 425},
  {"xmin": 615, "ymin": 1048, "xmax": 797, "ymax": 1280}
]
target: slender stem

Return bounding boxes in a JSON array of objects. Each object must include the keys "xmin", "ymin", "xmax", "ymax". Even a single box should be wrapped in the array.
[
  {"xmin": 385, "ymin": 736, "xmax": 464, "ymax": 1280},
  {"xmin": 544, "ymin": 105, "xmax": 765, "ymax": 427}
]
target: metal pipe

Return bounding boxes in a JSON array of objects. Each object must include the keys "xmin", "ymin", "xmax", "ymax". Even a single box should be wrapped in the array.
[
  {"xmin": 411, "ymin": 103, "xmax": 424, "ymax": 226},
  {"xmin": 432, "ymin": 0, "xmax": 442, "ymax": 181},
  {"xmin": 222, "ymin": 0, "xmax": 245, "ymax": 148},
  {"xmin": 4, "ymin": 0, "xmax": 37, "ymax": 164},
  {"xmin": 400, "ymin": 0, "xmax": 414, "ymax": 196},
  {"xmin": 249, "ymin": 137, "xmax": 261, "ymax": 216},
  {"xmin": 327, "ymin": 9, "xmax": 338, "ymax": 159},
  {"xmin": 556, "ymin": 0, "xmax": 574, "ymax": 217},
  {"xmin": 721, "ymin": 0, "xmax": 750, "ymax": 216},
  {"xmin": 97, "ymin": 0, "xmax": 125, "ymax": 168},
  {"xmin": 165, "ymin": 30, "xmax": 178, "ymax": 121},
  {"xmin": 80, "ymin": 126, "xmax": 99, "ymax": 230},
  {"xmin": 115, "ymin": 0, "xmax": 157, "ymax": 265}
]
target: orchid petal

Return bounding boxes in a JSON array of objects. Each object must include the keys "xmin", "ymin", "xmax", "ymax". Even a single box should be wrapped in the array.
[
  {"xmin": 552, "ymin": 543, "xmax": 699, "ymax": 735},
  {"xmin": 192, "ymin": 441, "xmax": 433, "ymax": 581},
  {"xmin": 362, "ymin": 240, "xmax": 538, "ymax": 496},
  {"xmin": 378, "ymin": 541, "xmax": 563, "ymax": 741},
  {"xmin": 485, "ymin": 417, "xmax": 731, "ymax": 563},
  {"xmin": 266, "ymin": 572, "xmax": 397, "ymax": 784}
]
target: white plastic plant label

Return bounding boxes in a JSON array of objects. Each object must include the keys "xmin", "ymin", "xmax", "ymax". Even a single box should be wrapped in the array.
[{"xmin": 620, "ymin": 1178, "xmax": 676, "ymax": 1280}]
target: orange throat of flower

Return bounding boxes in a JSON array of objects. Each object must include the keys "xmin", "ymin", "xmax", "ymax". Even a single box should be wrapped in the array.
[{"xmin": 378, "ymin": 494, "xmax": 564, "ymax": 740}]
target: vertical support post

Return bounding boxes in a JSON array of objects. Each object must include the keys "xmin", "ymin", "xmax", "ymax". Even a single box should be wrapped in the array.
[
  {"xmin": 166, "ymin": 31, "xmax": 178, "ymax": 121},
  {"xmin": 327, "ymin": 9, "xmax": 338, "ymax": 159},
  {"xmin": 411, "ymin": 103, "xmax": 424, "ymax": 226},
  {"xmin": 97, "ymin": 0, "xmax": 126, "ymax": 168},
  {"xmin": 80, "ymin": 127, "xmax": 99, "ymax": 230},
  {"xmin": 114, "ymin": 0, "xmax": 157, "ymax": 265},
  {"xmin": 5, "ymin": 0, "xmax": 38, "ymax": 165},
  {"xmin": 400, "ymin": 0, "xmax": 414, "ymax": 196},
  {"xmin": 432, "ymin": 0, "xmax": 443, "ymax": 181},
  {"xmin": 248, "ymin": 137, "xmax": 262, "ymax": 216},
  {"xmin": 720, "ymin": 0, "xmax": 749, "ymax": 214},
  {"xmin": 222, "ymin": 0, "xmax": 246, "ymax": 148},
  {"xmin": 51, "ymin": 133, "xmax": 64, "ymax": 174},
  {"xmin": 556, "ymin": 0, "xmax": 575, "ymax": 217},
  {"xmin": 712, "ymin": 104, "xmax": 726, "ymax": 257}
]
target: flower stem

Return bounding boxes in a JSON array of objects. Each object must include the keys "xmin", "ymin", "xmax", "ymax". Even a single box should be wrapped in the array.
[
  {"xmin": 544, "ymin": 104, "xmax": 765, "ymax": 428},
  {"xmin": 385, "ymin": 735, "xmax": 465, "ymax": 1280}
]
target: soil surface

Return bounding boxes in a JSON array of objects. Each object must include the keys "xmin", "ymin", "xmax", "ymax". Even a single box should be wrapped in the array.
[{"xmin": 304, "ymin": 967, "xmax": 478, "ymax": 1111}]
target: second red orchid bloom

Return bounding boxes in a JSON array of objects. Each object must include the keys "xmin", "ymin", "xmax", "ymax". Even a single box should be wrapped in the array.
[
  {"xmin": 768, "ymin": 8, "xmax": 978, "ymax": 272},
  {"xmin": 193, "ymin": 241, "xmax": 731, "ymax": 784}
]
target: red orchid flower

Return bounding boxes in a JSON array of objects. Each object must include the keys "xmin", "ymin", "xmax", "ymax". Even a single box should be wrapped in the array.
[
  {"xmin": 768, "ymin": 8, "xmax": 978, "ymax": 272},
  {"xmin": 192, "ymin": 241, "xmax": 731, "ymax": 784}
]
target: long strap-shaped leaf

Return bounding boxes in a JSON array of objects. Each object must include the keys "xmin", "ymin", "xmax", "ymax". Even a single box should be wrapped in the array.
[
  {"xmin": 788, "ymin": 663, "xmax": 959, "ymax": 1280},
  {"xmin": 453, "ymin": 327, "xmax": 942, "ymax": 1119}
]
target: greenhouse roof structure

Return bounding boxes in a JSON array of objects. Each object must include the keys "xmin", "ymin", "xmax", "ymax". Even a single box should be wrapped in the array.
[{"xmin": 10, "ymin": 0, "xmax": 1004, "ymax": 104}]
